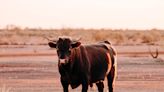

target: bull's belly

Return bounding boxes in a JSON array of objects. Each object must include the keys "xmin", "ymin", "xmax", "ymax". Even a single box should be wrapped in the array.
[
  {"xmin": 90, "ymin": 65, "xmax": 109, "ymax": 83},
  {"xmin": 63, "ymin": 72, "xmax": 106, "ymax": 89},
  {"xmin": 69, "ymin": 76, "xmax": 105, "ymax": 89},
  {"xmin": 69, "ymin": 76, "xmax": 81, "ymax": 89},
  {"xmin": 90, "ymin": 73, "xmax": 106, "ymax": 83}
]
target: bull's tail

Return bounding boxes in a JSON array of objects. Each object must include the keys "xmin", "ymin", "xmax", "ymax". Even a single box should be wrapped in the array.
[
  {"xmin": 109, "ymin": 46, "xmax": 117, "ymax": 82},
  {"xmin": 103, "ymin": 41, "xmax": 117, "ymax": 92}
]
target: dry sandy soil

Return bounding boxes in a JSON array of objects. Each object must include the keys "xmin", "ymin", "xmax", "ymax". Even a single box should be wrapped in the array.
[{"xmin": 0, "ymin": 45, "xmax": 164, "ymax": 92}]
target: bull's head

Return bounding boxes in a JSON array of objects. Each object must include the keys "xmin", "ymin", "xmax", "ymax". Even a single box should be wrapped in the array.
[{"xmin": 48, "ymin": 36, "xmax": 81, "ymax": 64}]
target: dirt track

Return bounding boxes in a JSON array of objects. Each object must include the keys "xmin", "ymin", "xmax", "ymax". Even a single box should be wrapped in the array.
[{"xmin": 0, "ymin": 45, "xmax": 164, "ymax": 92}]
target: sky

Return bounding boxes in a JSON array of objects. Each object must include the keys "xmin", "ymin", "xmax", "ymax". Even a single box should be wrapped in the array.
[{"xmin": 0, "ymin": 0, "xmax": 164, "ymax": 29}]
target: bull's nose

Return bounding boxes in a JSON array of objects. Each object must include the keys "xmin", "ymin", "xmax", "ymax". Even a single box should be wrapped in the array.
[{"xmin": 59, "ymin": 59, "xmax": 66, "ymax": 64}]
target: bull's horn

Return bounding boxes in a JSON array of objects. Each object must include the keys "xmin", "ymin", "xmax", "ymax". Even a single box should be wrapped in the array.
[
  {"xmin": 44, "ymin": 37, "xmax": 57, "ymax": 42},
  {"xmin": 72, "ymin": 37, "xmax": 82, "ymax": 42}
]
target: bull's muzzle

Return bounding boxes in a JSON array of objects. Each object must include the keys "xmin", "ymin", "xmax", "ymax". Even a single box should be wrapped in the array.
[{"xmin": 58, "ymin": 59, "xmax": 69, "ymax": 65}]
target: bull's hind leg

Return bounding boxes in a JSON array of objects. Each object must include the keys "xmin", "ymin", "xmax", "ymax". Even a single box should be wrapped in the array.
[
  {"xmin": 96, "ymin": 81, "xmax": 104, "ymax": 92},
  {"xmin": 107, "ymin": 66, "xmax": 116, "ymax": 92}
]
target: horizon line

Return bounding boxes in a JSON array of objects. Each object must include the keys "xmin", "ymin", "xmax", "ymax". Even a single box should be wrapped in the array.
[{"xmin": 0, "ymin": 24, "xmax": 164, "ymax": 31}]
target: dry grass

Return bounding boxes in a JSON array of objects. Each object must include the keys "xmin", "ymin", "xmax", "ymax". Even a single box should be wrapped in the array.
[{"xmin": 0, "ymin": 26, "xmax": 164, "ymax": 45}]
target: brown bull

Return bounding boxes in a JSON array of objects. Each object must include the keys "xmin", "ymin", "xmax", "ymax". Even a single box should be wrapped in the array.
[{"xmin": 48, "ymin": 36, "xmax": 117, "ymax": 92}]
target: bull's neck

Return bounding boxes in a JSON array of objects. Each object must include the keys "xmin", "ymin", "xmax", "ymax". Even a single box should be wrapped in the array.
[{"xmin": 69, "ymin": 47, "xmax": 80, "ymax": 64}]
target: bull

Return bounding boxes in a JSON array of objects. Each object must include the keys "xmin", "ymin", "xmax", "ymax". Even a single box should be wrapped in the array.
[{"xmin": 48, "ymin": 36, "xmax": 117, "ymax": 92}]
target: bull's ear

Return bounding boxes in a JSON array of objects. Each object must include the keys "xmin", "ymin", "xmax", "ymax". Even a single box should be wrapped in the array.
[
  {"xmin": 71, "ymin": 42, "xmax": 81, "ymax": 48},
  {"xmin": 48, "ymin": 42, "xmax": 56, "ymax": 48}
]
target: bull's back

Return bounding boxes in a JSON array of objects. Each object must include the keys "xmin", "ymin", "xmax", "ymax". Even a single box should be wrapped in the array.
[{"xmin": 84, "ymin": 45, "xmax": 111, "ymax": 83}]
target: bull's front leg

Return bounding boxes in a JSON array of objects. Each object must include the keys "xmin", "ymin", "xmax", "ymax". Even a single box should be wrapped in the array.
[
  {"xmin": 61, "ymin": 77, "xmax": 69, "ymax": 92},
  {"xmin": 82, "ymin": 81, "xmax": 88, "ymax": 92},
  {"xmin": 81, "ymin": 75, "xmax": 89, "ymax": 92}
]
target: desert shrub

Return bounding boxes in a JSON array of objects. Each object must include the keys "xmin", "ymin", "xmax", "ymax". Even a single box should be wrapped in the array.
[
  {"xmin": 106, "ymin": 31, "xmax": 126, "ymax": 44},
  {"xmin": 149, "ymin": 30, "xmax": 161, "ymax": 41},
  {"xmin": 113, "ymin": 32, "xmax": 126, "ymax": 44},
  {"xmin": 141, "ymin": 33, "xmax": 154, "ymax": 43},
  {"xmin": 60, "ymin": 28, "xmax": 73, "ymax": 36},
  {"xmin": 92, "ymin": 31, "xmax": 108, "ymax": 42},
  {"xmin": 0, "ymin": 26, "xmax": 163, "ymax": 45},
  {"xmin": 141, "ymin": 31, "xmax": 161, "ymax": 44}
]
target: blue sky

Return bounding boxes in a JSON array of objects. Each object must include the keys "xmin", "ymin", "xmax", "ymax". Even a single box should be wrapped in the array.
[{"xmin": 0, "ymin": 0, "xmax": 164, "ymax": 29}]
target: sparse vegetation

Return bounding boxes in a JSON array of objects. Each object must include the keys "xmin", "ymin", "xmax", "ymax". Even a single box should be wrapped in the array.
[{"xmin": 0, "ymin": 25, "xmax": 164, "ymax": 45}]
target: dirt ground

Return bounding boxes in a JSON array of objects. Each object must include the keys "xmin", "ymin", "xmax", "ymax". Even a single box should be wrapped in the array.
[{"xmin": 0, "ymin": 45, "xmax": 164, "ymax": 92}]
